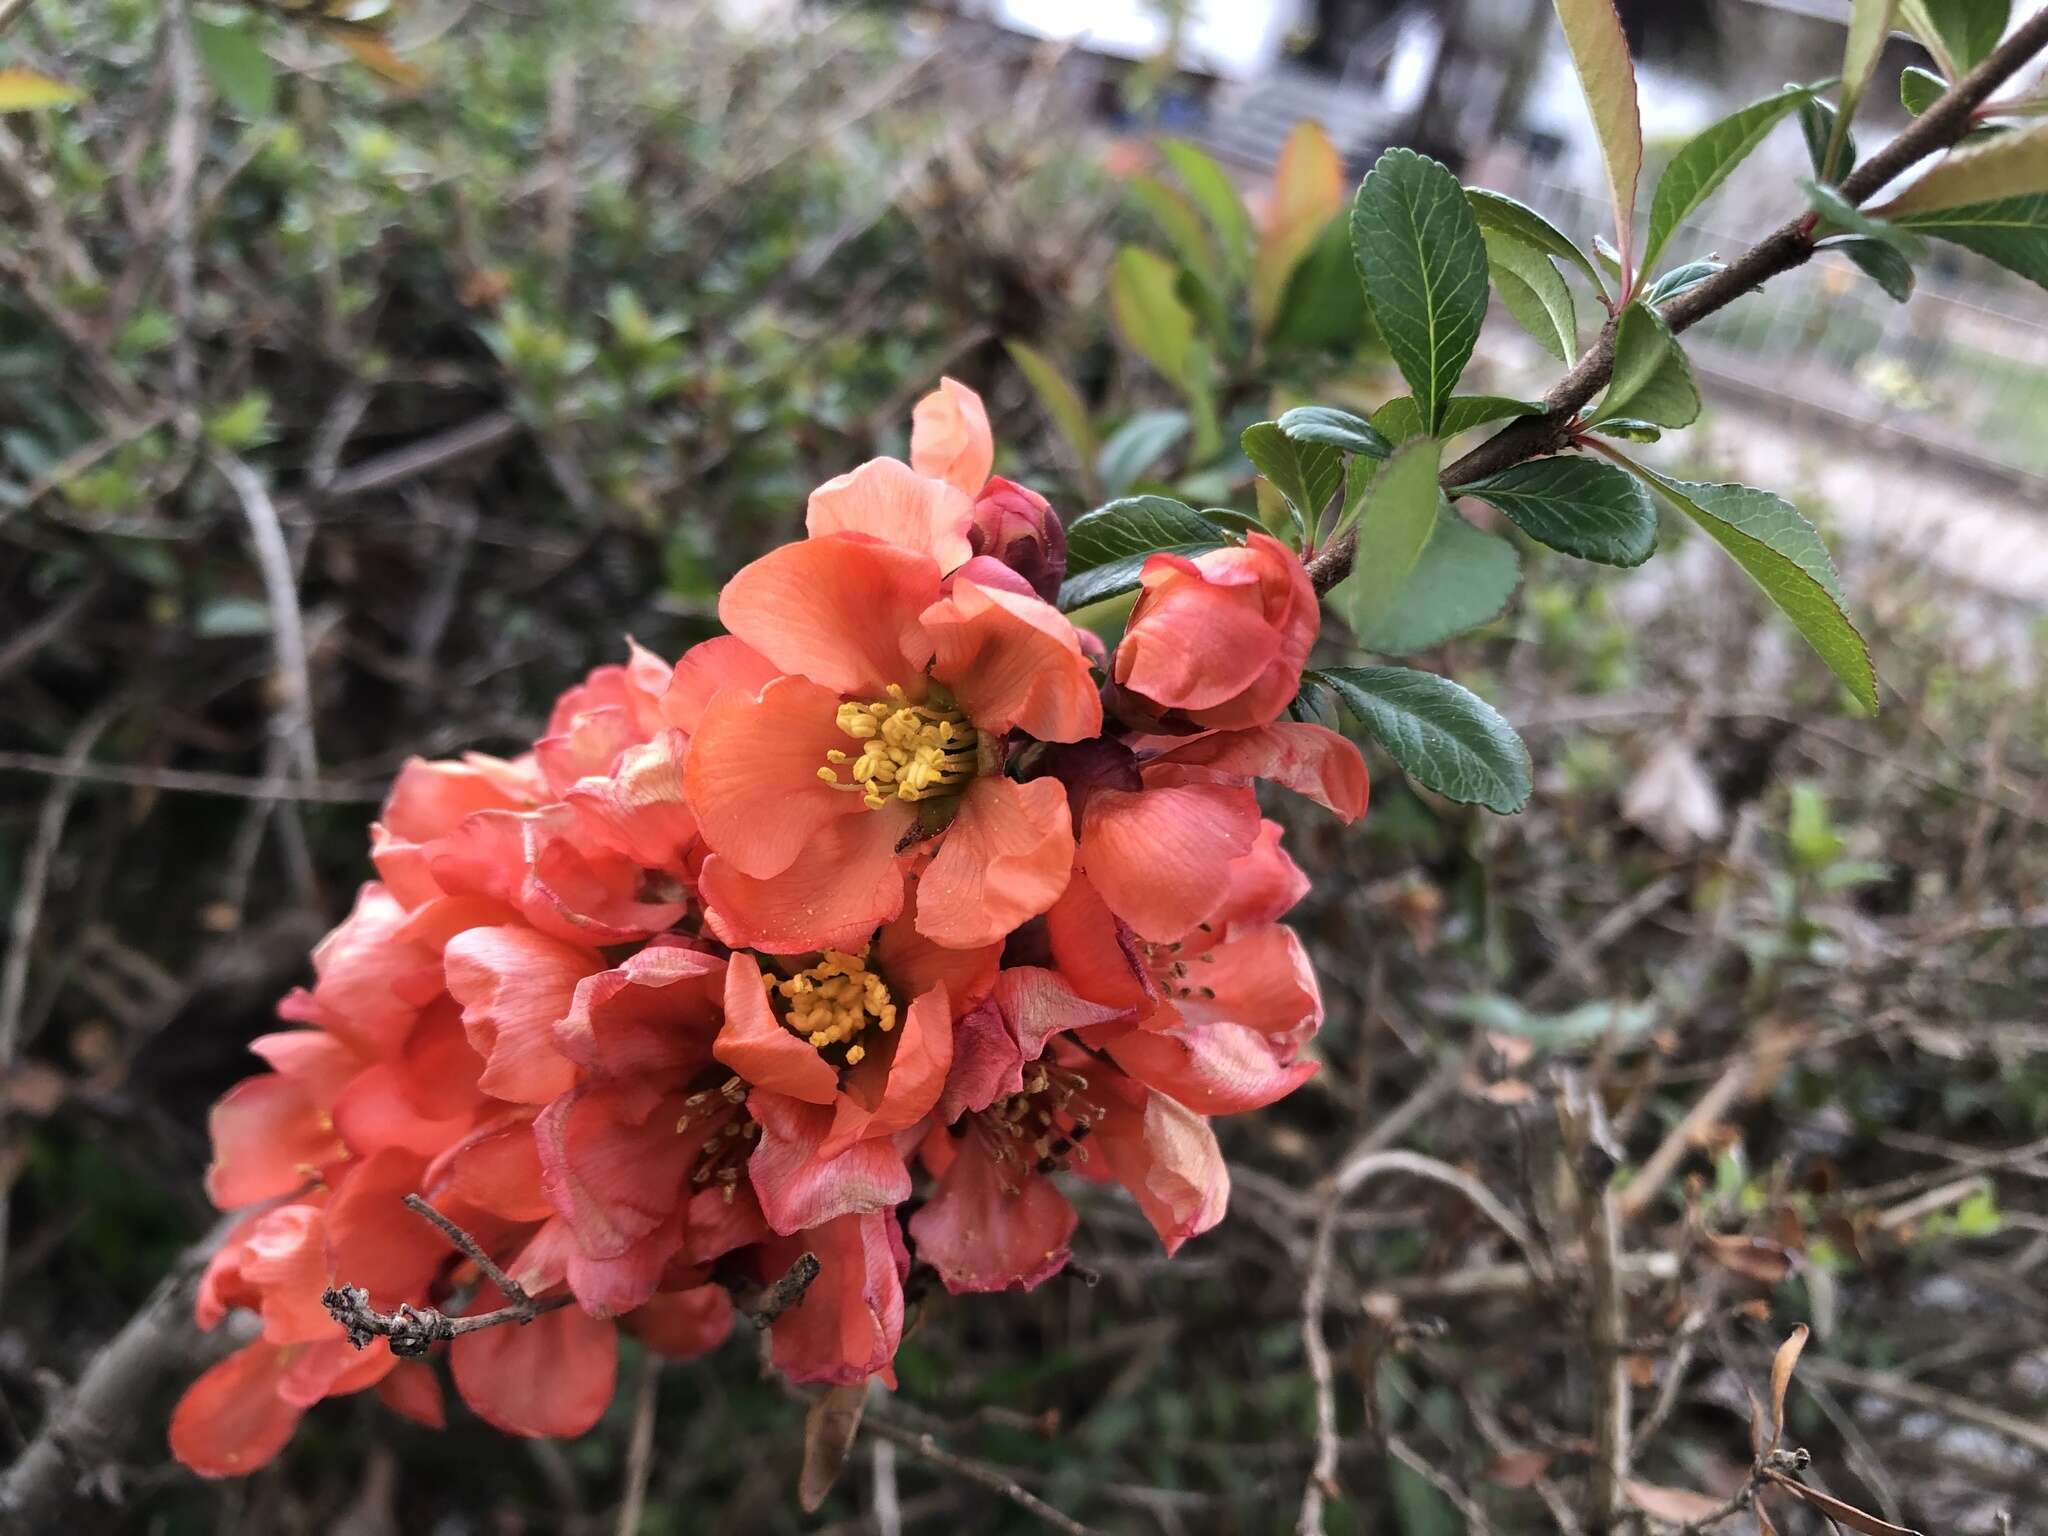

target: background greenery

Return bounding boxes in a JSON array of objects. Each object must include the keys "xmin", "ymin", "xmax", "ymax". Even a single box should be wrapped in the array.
[{"xmin": 2, "ymin": 3, "xmax": 2045, "ymax": 1532}]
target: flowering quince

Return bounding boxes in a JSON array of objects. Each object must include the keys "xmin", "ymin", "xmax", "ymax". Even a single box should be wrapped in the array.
[{"xmin": 170, "ymin": 377, "xmax": 1371, "ymax": 1481}]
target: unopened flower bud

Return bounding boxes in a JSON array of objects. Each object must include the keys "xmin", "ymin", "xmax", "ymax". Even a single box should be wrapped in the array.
[{"xmin": 968, "ymin": 476, "xmax": 1067, "ymax": 604}]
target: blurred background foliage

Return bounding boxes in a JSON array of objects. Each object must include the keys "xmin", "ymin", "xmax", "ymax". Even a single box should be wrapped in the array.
[{"xmin": 2, "ymin": 1, "xmax": 2046, "ymax": 1533}]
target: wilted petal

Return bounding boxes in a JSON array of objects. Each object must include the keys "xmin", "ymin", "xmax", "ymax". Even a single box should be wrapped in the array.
[{"xmin": 908, "ymin": 1132, "xmax": 1076, "ymax": 1293}]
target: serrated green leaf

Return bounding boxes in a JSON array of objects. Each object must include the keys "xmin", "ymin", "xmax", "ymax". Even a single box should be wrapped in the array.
[
  {"xmin": 1110, "ymin": 246, "xmax": 1200, "ymax": 390},
  {"xmin": 1060, "ymin": 495, "xmax": 1230, "ymax": 609},
  {"xmin": 1160, "ymin": 138, "xmax": 1255, "ymax": 280},
  {"xmin": 1097, "ymin": 411, "xmax": 1189, "ymax": 495},
  {"xmin": 1467, "ymin": 187, "xmax": 1609, "ymax": 298},
  {"xmin": 1320, "ymin": 665, "xmax": 1532, "ymax": 812},
  {"xmin": 1129, "ymin": 175, "xmax": 1223, "ymax": 291},
  {"xmin": 1641, "ymin": 258, "xmax": 1726, "ymax": 304},
  {"xmin": 1456, "ymin": 455, "xmax": 1658, "ymax": 566},
  {"xmin": 1241, "ymin": 421, "xmax": 1341, "ymax": 541},
  {"xmin": 1892, "ymin": 192, "xmax": 2048, "ymax": 288},
  {"xmin": 1828, "ymin": 236, "xmax": 1917, "ymax": 300},
  {"xmin": 1642, "ymin": 84, "xmax": 1812, "ymax": 275},
  {"xmin": 1279, "ymin": 405, "xmax": 1392, "ymax": 459},
  {"xmin": 1553, "ymin": 0, "xmax": 1644, "ymax": 270},
  {"xmin": 194, "ymin": 20, "xmax": 277, "ymax": 120},
  {"xmin": 1065, "ymin": 494, "xmax": 1225, "ymax": 571},
  {"xmin": 1374, "ymin": 394, "xmax": 1542, "ymax": 445},
  {"xmin": 1331, "ymin": 437, "xmax": 1444, "ymax": 637},
  {"xmin": 1359, "ymin": 506, "xmax": 1520, "ymax": 654},
  {"xmin": 1899, "ymin": 0, "xmax": 2009, "ymax": 77},
  {"xmin": 1484, "ymin": 229, "xmax": 1576, "ymax": 361},
  {"xmin": 1873, "ymin": 122, "xmax": 2048, "ymax": 217},
  {"xmin": 1900, "ymin": 64, "xmax": 1947, "ymax": 116},
  {"xmin": 1351, "ymin": 148, "xmax": 1490, "ymax": 434},
  {"xmin": 1004, "ymin": 340, "xmax": 1100, "ymax": 495},
  {"xmin": 1591, "ymin": 303, "xmax": 1699, "ymax": 427},
  {"xmin": 1637, "ymin": 470, "xmax": 1876, "ymax": 710},
  {"xmin": 0, "ymin": 67, "xmax": 85, "ymax": 111}
]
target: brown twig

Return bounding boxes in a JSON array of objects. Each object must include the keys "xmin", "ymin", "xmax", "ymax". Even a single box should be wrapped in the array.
[
  {"xmin": 0, "ymin": 752, "xmax": 387, "ymax": 802},
  {"xmin": 613, "ymin": 1352, "xmax": 661, "ymax": 1536},
  {"xmin": 1305, "ymin": 8, "xmax": 2048, "ymax": 595},
  {"xmin": 743, "ymin": 1250, "xmax": 823, "ymax": 1328},
  {"xmin": 855, "ymin": 1416, "xmax": 1104, "ymax": 1536}
]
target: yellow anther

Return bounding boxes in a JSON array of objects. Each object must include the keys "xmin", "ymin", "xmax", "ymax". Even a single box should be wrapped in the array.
[
  {"xmin": 817, "ymin": 684, "xmax": 978, "ymax": 807},
  {"xmin": 770, "ymin": 946, "xmax": 897, "ymax": 1058}
]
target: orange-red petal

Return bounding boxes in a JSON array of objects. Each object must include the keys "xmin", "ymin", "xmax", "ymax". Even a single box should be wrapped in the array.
[
  {"xmin": 807, "ymin": 456, "xmax": 975, "ymax": 572},
  {"xmin": 922, "ymin": 579, "xmax": 1102, "ymax": 741},
  {"xmin": 719, "ymin": 533, "xmax": 939, "ymax": 698},
  {"xmin": 450, "ymin": 1283, "xmax": 617, "ymax": 1439},
  {"xmin": 909, "ymin": 377, "xmax": 994, "ymax": 500},
  {"xmin": 683, "ymin": 673, "xmax": 863, "ymax": 879},
  {"xmin": 915, "ymin": 776, "xmax": 1072, "ymax": 949}
]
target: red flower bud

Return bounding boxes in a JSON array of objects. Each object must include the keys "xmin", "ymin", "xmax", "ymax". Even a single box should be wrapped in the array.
[{"xmin": 967, "ymin": 476, "xmax": 1067, "ymax": 603}]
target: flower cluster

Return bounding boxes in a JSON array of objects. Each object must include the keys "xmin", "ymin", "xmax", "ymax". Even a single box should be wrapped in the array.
[{"xmin": 170, "ymin": 380, "xmax": 1367, "ymax": 1476}]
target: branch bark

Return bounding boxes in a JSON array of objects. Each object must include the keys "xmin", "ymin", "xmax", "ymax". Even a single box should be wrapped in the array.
[{"xmin": 1306, "ymin": 8, "xmax": 2048, "ymax": 595}]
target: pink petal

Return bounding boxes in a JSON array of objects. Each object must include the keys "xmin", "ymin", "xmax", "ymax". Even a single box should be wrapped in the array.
[
  {"xmin": 909, "ymin": 377, "xmax": 994, "ymax": 500},
  {"xmin": 719, "ymin": 533, "xmax": 939, "ymax": 698},
  {"xmin": 916, "ymin": 776, "xmax": 1072, "ymax": 949},
  {"xmin": 807, "ymin": 457, "xmax": 975, "ymax": 573}
]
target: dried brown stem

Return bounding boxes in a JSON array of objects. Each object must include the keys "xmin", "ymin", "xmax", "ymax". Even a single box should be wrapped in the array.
[{"xmin": 1306, "ymin": 8, "xmax": 2048, "ymax": 595}]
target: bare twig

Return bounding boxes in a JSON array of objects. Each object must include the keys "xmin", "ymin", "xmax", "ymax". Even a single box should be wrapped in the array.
[
  {"xmin": 212, "ymin": 454, "xmax": 320, "ymax": 785},
  {"xmin": 1560, "ymin": 1077, "xmax": 1629, "ymax": 1533},
  {"xmin": 743, "ymin": 1251, "xmax": 823, "ymax": 1328},
  {"xmin": 0, "ymin": 1214, "xmax": 239, "ymax": 1530},
  {"xmin": 1304, "ymin": 8, "xmax": 2048, "ymax": 595},
  {"xmin": 1616, "ymin": 1053, "xmax": 1757, "ymax": 1224},
  {"xmin": 855, "ymin": 1416, "xmax": 1104, "ymax": 1536},
  {"xmin": 0, "ymin": 702, "xmax": 120, "ymax": 1305},
  {"xmin": 0, "ymin": 752, "xmax": 386, "ymax": 802},
  {"xmin": 163, "ymin": 0, "xmax": 202, "ymax": 415},
  {"xmin": 613, "ymin": 1353, "xmax": 661, "ymax": 1536}
]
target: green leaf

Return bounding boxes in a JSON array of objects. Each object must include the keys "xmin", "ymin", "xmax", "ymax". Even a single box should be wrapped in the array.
[
  {"xmin": 1330, "ymin": 437, "xmax": 1444, "ymax": 638},
  {"xmin": 1456, "ymin": 455, "xmax": 1658, "ymax": 566},
  {"xmin": 1900, "ymin": 64, "xmax": 1947, "ymax": 116},
  {"xmin": 1892, "ymin": 193, "xmax": 2048, "ymax": 289},
  {"xmin": 1467, "ymin": 187, "xmax": 1609, "ymax": 298},
  {"xmin": 1590, "ymin": 303, "xmax": 1699, "ymax": 428},
  {"xmin": 1277, "ymin": 405, "xmax": 1393, "ymax": 458},
  {"xmin": 0, "ymin": 67, "xmax": 85, "ymax": 111},
  {"xmin": 1594, "ymin": 418, "xmax": 1662, "ymax": 442},
  {"xmin": 1241, "ymin": 421, "xmax": 1341, "ymax": 541},
  {"xmin": 1483, "ymin": 228, "xmax": 1576, "ymax": 361},
  {"xmin": 1096, "ymin": 411, "xmax": 1189, "ymax": 496},
  {"xmin": 1359, "ymin": 506, "xmax": 1519, "ymax": 654},
  {"xmin": 1834, "ymin": 0, "xmax": 1903, "ymax": 174},
  {"xmin": 1059, "ymin": 495, "xmax": 1230, "ymax": 609},
  {"xmin": 1799, "ymin": 95, "xmax": 1857, "ymax": 179},
  {"xmin": 1255, "ymin": 123, "xmax": 1346, "ymax": 338},
  {"xmin": 1636, "ymin": 470, "xmax": 1877, "ymax": 710},
  {"xmin": 195, "ymin": 595, "xmax": 273, "ymax": 638},
  {"xmin": 1445, "ymin": 994, "xmax": 1658, "ymax": 1046},
  {"xmin": 1160, "ymin": 138, "xmax": 1255, "ymax": 280},
  {"xmin": 1373, "ymin": 394, "xmax": 1542, "ymax": 445},
  {"xmin": 1828, "ymin": 236, "xmax": 1917, "ymax": 300},
  {"xmin": 1873, "ymin": 122, "xmax": 2048, "ymax": 216},
  {"xmin": 1640, "ymin": 258, "xmax": 1725, "ymax": 304},
  {"xmin": 1320, "ymin": 665, "xmax": 1532, "ymax": 812},
  {"xmin": 1129, "ymin": 175, "xmax": 1223, "ymax": 291},
  {"xmin": 1899, "ymin": 0, "xmax": 2009, "ymax": 76},
  {"xmin": 1805, "ymin": 180, "xmax": 1924, "ymax": 254},
  {"xmin": 1004, "ymin": 340, "xmax": 1101, "ymax": 495},
  {"xmin": 1350, "ymin": 148, "xmax": 1490, "ymax": 434},
  {"xmin": 1552, "ymin": 0, "xmax": 1644, "ymax": 270},
  {"xmin": 1266, "ymin": 213, "xmax": 1375, "ymax": 355},
  {"xmin": 1065, "ymin": 495, "xmax": 1226, "ymax": 571},
  {"xmin": 1110, "ymin": 246, "xmax": 1200, "ymax": 390},
  {"xmin": 1642, "ymin": 85, "xmax": 1812, "ymax": 275},
  {"xmin": 194, "ymin": 20, "xmax": 277, "ymax": 120}
]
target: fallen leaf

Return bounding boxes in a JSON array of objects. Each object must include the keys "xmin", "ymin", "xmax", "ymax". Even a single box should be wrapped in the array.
[
  {"xmin": 1626, "ymin": 1479, "xmax": 1726, "ymax": 1522},
  {"xmin": 798, "ymin": 1384, "xmax": 867, "ymax": 1513},
  {"xmin": 1703, "ymin": 1232, "xmax": 1794, "ymax": 1285},
  {"xmin": 1484, "ymin": 1448, "xmax": 1554, "ymax": 1488}
]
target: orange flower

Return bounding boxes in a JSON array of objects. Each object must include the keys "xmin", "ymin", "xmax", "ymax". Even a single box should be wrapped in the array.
[
  {"xmin": 1113, "ymin": 532, "xmax": 1319, "ymax": 730},
  {"xmin": 682, "ymin": 526, "xmax": 1100, "ymax": 953}
]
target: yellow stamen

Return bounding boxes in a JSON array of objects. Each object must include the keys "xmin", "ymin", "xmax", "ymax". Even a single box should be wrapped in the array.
[
  {"xmin": 770, "ymin": 946, "xmax": 897, "ymax": 1056},
  {"xmin": 816, "ymin": 683, "xmax": 977, "ymax": 808}
]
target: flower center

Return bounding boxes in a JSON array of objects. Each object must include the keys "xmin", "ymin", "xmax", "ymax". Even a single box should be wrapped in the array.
[
  {"xmin": 767, "ymin": 946, "xmax": 897, "ymax": 1066},
  {"xmin": 1140, "ymin": 928, "xmax": 1219, "ymax": 1003},
  {"xmin": 816, "ymin": 684, "xmax": 978, "ymax": 810},
  {"xmin": 674, "ymin": 1075, "xmax": 758, "ymax": 1202},
  {"xmin": 969, "ymin": 1058, "xmax": 1104, "ymax": 1187}
]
